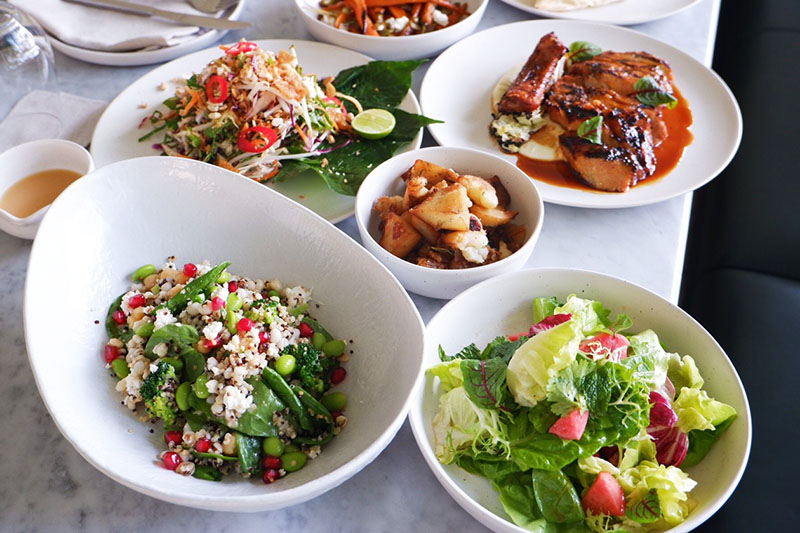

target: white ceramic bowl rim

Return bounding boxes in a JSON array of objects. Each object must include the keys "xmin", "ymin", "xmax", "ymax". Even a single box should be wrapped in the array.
[{"xmin": 296, "ymin": 0, "xmax": 488, "ymax": 41}]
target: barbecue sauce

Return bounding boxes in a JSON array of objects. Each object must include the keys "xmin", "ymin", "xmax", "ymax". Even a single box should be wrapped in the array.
[{"xmin": 516, "ymin": 88, "xmax": 694, "ymax": 192}]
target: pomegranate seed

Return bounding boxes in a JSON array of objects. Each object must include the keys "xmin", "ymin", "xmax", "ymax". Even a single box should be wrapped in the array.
[
  {"xmin": 331, "ymin": 411, "xmax": 342, "ymax": 420},
  {"xmin": 228, "ymin": 281, "xmax": 238, "ymax": 293},
  {"xmin": 183, "ymin": 263, "xmax": 198, "ymax": 277},
  {"xmin": 258, "ymin": 331, "xmax": 270, "ymax": 344},
  {"xmin": 263, "ymin": 468, "xmax": 280, "ymax": 484},
  {"xmin": 104, "ymin": 345, "xmax": 120, "ymax": 363},
  {"xmin": 262, "ymin": 456, "xmax": 282, "ymax": 470},
  {"xmin": 237, "ymin": 318, "xmax": 254, "ymax": 333},
  {"xmin": 195, "ymin": 438, "xmax": 212, "ymax": 453},
  {"xmin": 211, "ymin": 296, "xmax": 225, "ymax": 311},
  {"xmin": 330, "ymin": 367, "xmax": 347, "ymax": 385},
  {"xmin": 298, "ymin": 322, "xmax": 314, "ymax": 338},
  {"xmin": 164, "ymin": 431, "xmax": 182, "ymax": 447},
  {"xmin": 128, "ymin": 294, "xmax": 145, "ymax": 309},
  {"xmin": 112, "ymin": 309, "xmax": 126, "ymax": 324},
  {"xmin": 162, "ymin": 451, "xmax": 181, "ymax": 471},
  {"xmin": 204, "ymin": 337, "xmax": 221, "ymax": 350}
]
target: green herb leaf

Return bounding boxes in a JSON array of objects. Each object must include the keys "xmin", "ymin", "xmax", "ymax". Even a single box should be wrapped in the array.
[
  {"xmin": 235, "ymin": 432, "xmax": 262, "ymax": 474},
  {"xmin": 568, "ymin": 41, "xmax": 602, "ymax": 63},
  {"xmin": 533, "ymin": 296, "xmax": 560, "ymax": 324},
  {"xmin": 235, "ymin": 378, "xmax": 284, "ymax": 437},
  {"xmin": 144, "ymin": 323, "xmax": 200, "ymax": 360},
  {"xmin": 609, "ymin": 313, "xmax": 633, "ymax": 333},
  {"xmin": 577, "ymin": 115, "xmax": 603, "ymax": 145},
  {"xmin": 186, "ymin": 74, "xmax": 202, "ymax": 90},
  {"xmin": 461, "ymin": 358, "xmax": 508, "ymax": 409},
  {"xmin": 482, "ymin": 335, "xmax": 528, "ymax": 363},
  {"xmin": 626, "ymin": 489, "xmax": 662, "ymax": 523},
  {"xmin": 634, "ymin": 76, "xmax": 678, "ymax": 109},
  {"xmin": 333, "ymin": 59, "xmax": 426, "ymax": 111},
  {"xmin": 532, "ymin": 469, "xmax": 585, "ymax": 523}
]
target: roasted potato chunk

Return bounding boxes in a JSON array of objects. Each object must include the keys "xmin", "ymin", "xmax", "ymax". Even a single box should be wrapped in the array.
[
  {"xmin": 373, "ymin": 195, "xmax": 403, "ymax": 223},
  {"xmin": 440, "ymin": 230, "xmax": 490, "ymax": 264},
  {"xmin": 487, "ymin": 176, "xmax": 511, "ymax": 207},
  {"xmin": 457, "ymin": 174, "xmax": 499, "ymax": 209},
  {"xmin": 470, "ymin": 204, "xmax": 518, "ymax": 227},
  {"xmin": 409, "ymin": 214, "xmax": 439, "ymax": 244},
  {"xmin": 403, "ymin": 159, "xmax": 459, "ymax": 185},
  {"xmin": 380, "ymin": 212, "xmax": 422, "ymax": 258},
  {"xmin": 409, "ymin": 183, "xmax": 472, "ymax": 231}
]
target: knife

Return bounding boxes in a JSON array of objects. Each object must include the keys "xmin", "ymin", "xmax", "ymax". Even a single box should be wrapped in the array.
[{"xmin": 63, "ymin": 0, "xmax": 250, "ymax": 30}]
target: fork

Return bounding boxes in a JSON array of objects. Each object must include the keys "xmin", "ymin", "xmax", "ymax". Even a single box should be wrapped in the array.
[{"xmin": 187, "ymin": 0, "xmax": 239, "ymax": 13}]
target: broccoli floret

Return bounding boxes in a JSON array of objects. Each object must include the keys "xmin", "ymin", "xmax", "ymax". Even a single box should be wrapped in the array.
[
  {"xmin": 283, "ymin": 344, "xmax": 336, "ymax": 396},
  {"xmin": 140, "ymin": 360, "xmax": 179, "ymax": 425}
]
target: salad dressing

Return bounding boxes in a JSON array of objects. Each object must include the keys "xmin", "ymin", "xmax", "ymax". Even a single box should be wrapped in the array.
[
  {"xmin": 516, "ymin": 88, "xmax": 694, "ymax": 192},
  {"xmin": 0, "ymin": 169, "xmax": 82, "ymax": 218}
]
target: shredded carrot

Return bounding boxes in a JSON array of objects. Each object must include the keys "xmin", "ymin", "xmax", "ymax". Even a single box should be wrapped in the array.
[
  {"xmin": 410, "ymin": 2, "xmax": 422, "ymax": 20},
  {"xmin": 294, "ymin": 122, "xmax": 311, "ymax": 147},
  {"xmin": 420, "ymin": 2, "xmax": 435, "ymax": 25},
  {"xmin": 388, "ymin": 5, "xmax": 405, "ymax": 18},
  {"xmin": 348, "ymin": 0, "xmax": 367, "ymax": 30},
  {"xmin": 259, "ymin": 165, "xmax": 280, "ymax": 181},
  {"xmin": 363, "ymin": 15, "xmax": 379, "ymax": 35},
  {"xmin": 216, "ymin": 156, "xmax": 238, "ymax": 172},
  {"xmin": 179, "ymin": 88, "xmax": 202, "ymax": 117},
  {"xmin": 365, "ymin": 0, "xmax": 467, "ymax": 12},
  {"xmin": 334, "ymin": 11, "xmax": 347, "ymax": 28}
]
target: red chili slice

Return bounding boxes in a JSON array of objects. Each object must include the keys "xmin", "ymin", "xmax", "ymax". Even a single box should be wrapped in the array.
[
  {"xmin": 205, "ymin": 75, "xmax": 228, "ymax": 104},
  {"xmin": 237, "ymin": 126, "xmax": 278, "ymax": 153},
  {"xmin": 225, "ymin": 41, "xmax": 258, "ymax": 55},
  {"xmin": 323, "ymin": 96, "xmax": 347, "ymax": 114}
]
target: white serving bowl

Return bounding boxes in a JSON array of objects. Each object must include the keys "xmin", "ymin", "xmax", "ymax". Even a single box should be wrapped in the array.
[
  {"xmin": 295, "ymin": 0, "xmax": 488, "ymax": 60},
  {"xmin": 408, "ymin": 268, "xmax": 751, "ymax": 532},
  {"xmin": 24, "ymin": 157, "xmax": 425, "ymax": 512},
  {"xmin": 0, "ymin": 139, "xmax": 94, "ymax": 239},
  {"xmin": 355, "ymin": 146, "xmax": 544, "ymax": 299}
]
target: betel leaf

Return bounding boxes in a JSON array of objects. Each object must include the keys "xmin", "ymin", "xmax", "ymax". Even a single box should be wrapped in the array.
[
  {"xmin": 634, "ymin": 76, "xmax": 678, "ymax": 109},
  {"xmin": 568, "ymin": 41, "xmax": 602, "ymax": 63},
  {"xmin": 333, "ymin": 59, "xmax": 426, "ymax": 111},
  {"xmin": 682, "ymin": 416, "xmax": 735, "ymax": 467},
  {"xmin": 482, "ymin": 335, "xmax": 529, "ymax": 363},
  {"xmin": 532, "ymin": 469, "xmax": 585, "ymax": 523},
  {"xmin": 461, "ymin": 358, "xmax": 508, "ymax": 409},
  {"xmin": 276, "ymin": 110, "xmax": 441, "ymax": 195},
  {"xmin": 577, "ymin": 115, "xmax": 603, "ymax": 144},
  {"xmin": 626, "ymin": 489, "xmax": 662, "ymax": 523}
]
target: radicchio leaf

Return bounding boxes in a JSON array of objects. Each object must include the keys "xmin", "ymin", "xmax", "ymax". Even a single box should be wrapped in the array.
[
  {"xmin": 647, "ymin": 391, "xmax": 688, "ymax": 466},
  {"xmin": 626, "ymin": 489, "xmax": 662, "ymax": 524},
  {"xmin": 529, "ymin": 313, "xmax": 573, "ymax": 336},
  {"xmin": 647, "ymin": 391, "xmax": 678, "ymax": 431},
  {"xmin": 460, "ymin": 358, "xmax": 508, "ymax": 410}
]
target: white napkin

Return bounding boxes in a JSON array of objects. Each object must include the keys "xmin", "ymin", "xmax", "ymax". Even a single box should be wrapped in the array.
[
  {"xmin": 10, "ymin": 0, "xmax": 223, "ymax": 52},
  {"xmin": 0, "ymin": 90, "xmax": 106, "ymax": 152}
]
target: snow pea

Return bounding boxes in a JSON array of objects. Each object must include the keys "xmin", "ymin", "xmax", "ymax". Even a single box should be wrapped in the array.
[
  {"xmin": 236, "ymin": 432, "xmax": 262, "ymax": 474},
  {"xmin": 301, "ymin": 317, "xmax": 333, "ymax": 342},
  {"xmin": 167, "ymin": 261, "xmax": 231, "ymax": 314},
  {"xmin": 261, "ymin": 366, "xmax": 313, "ymax": 432},
  {"xmin": 291, "ymin": 385, "xmax": 335, "ymax": 446},
  {"xmin": 105, "ymin": 293, "xmax": 126, "ymax": 338},
  {"xmin": 191, "ymin": 450, "xmax": 237, "ymax": 462}
]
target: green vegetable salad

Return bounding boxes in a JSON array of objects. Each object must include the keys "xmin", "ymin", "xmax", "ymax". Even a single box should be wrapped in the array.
[
  {"xmin": 104, "ymin": 257, "xmax": 349, "ymax": 483},
  {"xmin": 428, "ymin": 295, "xmax": 737, "ymax": 532}
]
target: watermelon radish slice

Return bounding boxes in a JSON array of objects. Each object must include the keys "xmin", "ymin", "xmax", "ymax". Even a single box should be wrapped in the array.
[
  {"xmin": 579, "ymin": 332, "xmax": 629, "ymax": 361},
  {"xmin": 549, "ymin": 408, "xmax": 589, "ymax": 440},
  {"xmin": 581, "ymin": 471, "xmax": 626, "ymax": 517}
]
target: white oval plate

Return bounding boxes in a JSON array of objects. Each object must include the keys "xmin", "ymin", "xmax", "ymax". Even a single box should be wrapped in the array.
[
  {"xmin": 49, "ymin": 1, "xmax": 245, "ymax": 66},
  {"xmin": 421, "ymin": 20, "xmax": 741, "ymax": 209},
  {"xmin": 91, "ymin": 39, "xmax": 423, "ymax": 223},
  {"xmin": 498, "ymin": 0, "xmax": 701, "ymax": 26},
  {"xmin": 25, "ymin": 156, "xmax": 425, "ymax": 511},
  {"xmin": 408, "ymin": 268, "xmax": 751, "ymax": 532}
]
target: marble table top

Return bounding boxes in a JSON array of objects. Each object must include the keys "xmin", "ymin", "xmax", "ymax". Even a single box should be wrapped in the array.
[{"xmin": 1, "ymin": 0, "xmax": 721, "ymax": 530}]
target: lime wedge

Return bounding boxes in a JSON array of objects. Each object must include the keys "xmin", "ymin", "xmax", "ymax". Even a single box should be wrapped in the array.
[{"xmin": 352, "ymin": 108, "xmax": 396, "ymax": 140}]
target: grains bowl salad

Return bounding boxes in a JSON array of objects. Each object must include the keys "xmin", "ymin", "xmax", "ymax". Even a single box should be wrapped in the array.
[{"xmin": 103, "ymin": 257, "xmax": 350, "ymax": 483}]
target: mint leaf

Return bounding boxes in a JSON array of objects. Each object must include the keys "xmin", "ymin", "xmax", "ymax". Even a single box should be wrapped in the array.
[
  {"xmin": 577, "ymin": 115, "xmax": 603, "ymax": 144},
  {"xmin": 461, "ymin": 358, "xmax": 508, "ymax": 409},
  {"xmin": 482, "ymin": 335, "xmax": 528, "ymax": 363},
  {"xmin": 568, "ymin": 41, "xmax": 602, "ymax": 63},
  {"xmin": 626, "ymin": 489, "xmax": 661, "ymax": 523},
  {"xmin": 634, "ymin": 76, "xmax": 678, "ymax": 109},
  {"xmin": 546, "ymin": 358, "xmax": 594, "ymax": 416}
]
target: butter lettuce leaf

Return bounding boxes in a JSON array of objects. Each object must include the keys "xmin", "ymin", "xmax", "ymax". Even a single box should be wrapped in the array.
[
  {"xmin": 426, "ymin": 359, "xmax": 464, "ymax": 391},
  {"xmin": 673, "ymin": 387, "xmax": 737, "ymax": 433}
]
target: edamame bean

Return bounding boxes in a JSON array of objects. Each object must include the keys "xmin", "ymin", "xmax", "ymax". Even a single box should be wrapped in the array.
[
  {"xmin": 284, "ymin": 444, "xmax": 300, "ymax": 453},
  {"xmin": 268, "ymin": 290, "xmax": 280, "ymax": 298},
  {"xmin": 176, "ymin": 382, "xmax": 192, "ymax": 411},
  {"xmin": 194, "ymin": 374, "xmax": 210, "ymax": 399},
  {"xmin": 312, "ymin": 332, "xmax": 326, "ymax": 350},
  {"xmin": 262, "ymin": 436, "xmax": 285, "ymax": 457},
  {"xmin": 322, "ymin": 339, "xmax": 346, "ymax": 357},
  {"xmin": 281, "ymin": 451, "xmax": 307, "ymax": 472},
  {"xmin": 275, "ymin": 354, "xmax": 297, "ymax": 376},
  {"xmin": 226, "ymin": 310, "xmax": 239, "ymax": 334},
  {"xmin": 227, "ymin": 293, "xmax": 242, "ymax": 312},
  {"xmin": 132, "ymin": 264, "xmax": 156, "ymax": 282},
  {"xmin": 321, "ymin": 392, "xmax": 347, "ymax": 412},
  {"xmin": 161, "ymin": 357, "xmax": 184, "ymax": 373},
  {"xmin": 111, "ymin": 358, "xmax": 130, "ymax": 378},
  {"xmin": 216, "ymin": 271, "xmax": 231, "ymax": 284},
  {"xmin": 135, "ymin": 322, "xmax": 155, "ymax": 338}
]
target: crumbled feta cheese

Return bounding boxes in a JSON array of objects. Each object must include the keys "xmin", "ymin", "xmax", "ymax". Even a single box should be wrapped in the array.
[
  {"xmin": 203, "ymin": 321, "xmax": 223, "ymax": 341},
  {"xmin": 431, "ymin": 9, "xmax": 449, "ymax": 27},
  {"xmin": 154, "ymin": 308, "xmax": 177, "ymax": 330},
  {"xmin": 385, "ymin": 16, "xmax": 409, "ymax": 33}
]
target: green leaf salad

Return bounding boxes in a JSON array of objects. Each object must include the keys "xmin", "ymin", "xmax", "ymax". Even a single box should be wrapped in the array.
[{"xmin": 427, "ymin": 295, "xmax": 737, "ymax": 532}]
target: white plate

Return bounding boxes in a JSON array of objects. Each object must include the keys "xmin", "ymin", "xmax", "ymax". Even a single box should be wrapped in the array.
[
  {"xmin": 498, "ymin": 0, "xmax": 701, "ymax": 25},
  {"xmin": 49, "ymin": 1, "xmax": 245, "ymax": 66},
  {"xmin": 421, "ymin": 20, "xmax": 742, "ymax": 209},
  {"xmin": 90, "ymin": 39, "xmax": 423, "ymax": 223},
  {"xmin": 25, "ymin": 156, "xmax": 425, "ymax": 511},
  {"xmin": 408, "ymin": 268, "xmax": 751, "ymax": 532}
]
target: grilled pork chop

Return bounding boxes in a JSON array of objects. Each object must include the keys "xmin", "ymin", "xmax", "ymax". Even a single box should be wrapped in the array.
[
  {"xmin": 497, "ymin": 32, "xmax": 568, "ymax": 114},
  {"xmin": 568, "ymin": 51, "xmax": 673, "ymax": 96},
  {"xmin": 560, "ymin": 133, "xmax": 648, "ymax": 192}
]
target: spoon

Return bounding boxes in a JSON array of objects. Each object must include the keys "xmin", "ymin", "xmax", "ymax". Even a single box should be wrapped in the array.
[{"xmin": 187, "ymin": 0, "xmax": 239, "ymax": 13}]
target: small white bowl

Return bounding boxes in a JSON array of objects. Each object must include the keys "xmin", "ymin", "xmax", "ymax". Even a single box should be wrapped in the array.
[
  {"xmin": 295, "ymin": 0, "xmax": 488, "ymax": 61},
  {"xmin": 408, "ymin": 268, "xmax": 751, "ymax": 532},
  {"xmin": 355, "ymin": 146, "xmax": 544, "ymax": 299},
  {"xmin": 0, "ymin": 139, "xmax": 94, "ymax": 239},
  {"xmin": 25, "ymin": 156, "xmax": 425, "ymax": 511}
]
